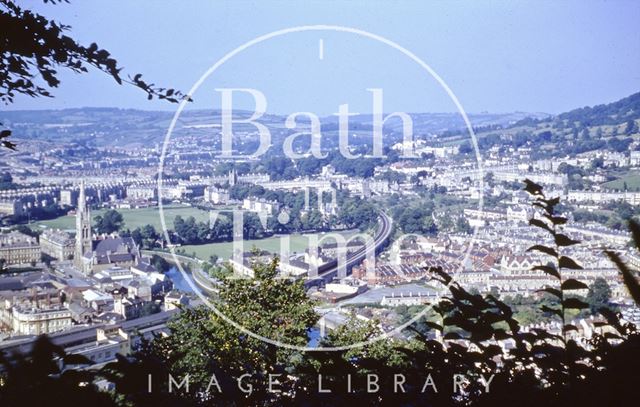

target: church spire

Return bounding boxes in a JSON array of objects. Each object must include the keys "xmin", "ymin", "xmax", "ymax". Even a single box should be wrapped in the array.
[
  {"xmin": 75, "ymin": 180, "xmax": 92, "ymax": 272},
  {"xmin": 78, "ymin": 179, "xmax": 86, "ymax": 212}
]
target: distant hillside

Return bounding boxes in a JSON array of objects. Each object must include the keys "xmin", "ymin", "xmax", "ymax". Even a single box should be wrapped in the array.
[
  {"xmin": 0, "ymin": 107, "xmax": 547, "ymax": 149},
  {"xmin": 463, "ymin": 91, "xmax": 640, "ymax": 159},
  {"xmin": 556, "ymin": 91, "xmax": 640, "ymax": 126},
  {"xmin": 513, "ymin": 92, "xmax": 640, "ymax": 128},
  {"xmin": 2, "ymin": 92, "xmax": 638, "ymax": 151}
]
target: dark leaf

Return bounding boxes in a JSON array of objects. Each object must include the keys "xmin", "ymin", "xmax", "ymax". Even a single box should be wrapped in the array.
[
  {"xmin": 529, "ymin": 218, "xmax": 552, "ymax": 233},
  {"xmin": 544, "ymin": 214, "xmax": 568, "ymax": 225},
  {"xmin": 423, "ymin": 321, "xmax": 443, "ymax": 331},
  {"xmin": 564, "ymin": 324, "xmax": 579, "ymax": 332},
  {"xmin": 1, "ymin": 140, "xmax": 17, "ymax": 150},
  {"xmin": 563, "ymin": 297, "xmax": 589, "ymax": 310},
  {"xmin": 555, "ymin": 233, "xmax": 580, "ymax": 247},
  {"xmin": 523, "ymin": 179, "xmax": 543, "ymax": 196},
  {"xmin": 629, "ymin": 219, "xmax": 640, "ymax": 253},
  {"xmin": 533, "ymin": 264, "xmax": 560, "ymax": 279},
  {"xmin": 543, "ymin": 196, "xmax": 560, "ymax": 208},
  {"xmin": 527, "ymin": 244, "xmax": 558, "ymax": 257},
  {"xmin": 443, "ymin": 332, "xmax": 462, "ymax": 340},
  {"xmin": 559, "ymin": 256, "xmax": 583, "ymax": 270},
  {"xmin": 426, "ymin": 266, "xmax": 451, "ymax": 285},
  {"xmin": 598, "ymin": 308, "xmax": 624, "ymax": 333},
  {"xmin": 561, "ymin": 279, "xmax": 589, "ymax": 291},
  {"xmin": 537, "ymin": 287, "xmax": 562, "ymax": 299}
]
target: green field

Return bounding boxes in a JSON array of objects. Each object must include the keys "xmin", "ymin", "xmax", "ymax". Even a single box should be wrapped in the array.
[
  {"xmin": 180, "ymin": 230, "xmax": 360, "ymax": 261},
  {"xmin": 601, "ymin": 172, "xmax": 640, "ymax": 191},
  {"xmin": 31, "ymin": 205, "xmax": 210, "ymax": 232},
  {"xmin": 31, "ymin": 206, "xmax": 363, "ymax": 261}
]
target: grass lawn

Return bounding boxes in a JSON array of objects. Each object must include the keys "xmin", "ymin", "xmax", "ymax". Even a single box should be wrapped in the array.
[
  {"xmin": 180, "ymin": 229, "xmax": 361, "ymax": 261},
  {"xmin": 32, "ymin": 205, "xmax": 364, "ymax": 262},
  {"xmin": 31, "ymin": 205, "xmax": 210, "ymax": 232},
  {"xmin": 601, "ymin": 172, "xmax": 640, "ymax": 191}
]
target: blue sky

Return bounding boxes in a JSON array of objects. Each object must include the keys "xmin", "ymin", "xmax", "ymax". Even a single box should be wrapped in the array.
[{"xmin": 10, "ymin": 0, "xmax": 640, "ymax": 115}]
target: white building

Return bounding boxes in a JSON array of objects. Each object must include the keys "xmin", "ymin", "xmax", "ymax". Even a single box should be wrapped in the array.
[
  {"xmin": 12, "ymin": 304, "xmax": 72, "ymax": 336},
  {"xmin": 204, "ymin": 186, "xmax": 230, "ymax": 204},
  {"xmin": 242, "ymin": 198, "xmax": 280, "ymax": 215}
]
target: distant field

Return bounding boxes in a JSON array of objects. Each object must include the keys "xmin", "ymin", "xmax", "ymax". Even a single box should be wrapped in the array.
[
  {"xmin": 31, "ymin": 205, "xmax": 210, "ymax": 232},
  {"xmin": 180, "ymin": 229, "xmax": 360, "ymax": 260},
  {"xmin": 601, "ymin": 173, "xmax": 640, "ymax": 191}
]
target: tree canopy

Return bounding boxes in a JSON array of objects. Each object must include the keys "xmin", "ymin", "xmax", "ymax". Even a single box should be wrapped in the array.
[{"xmin": 94, "ymin": 209, "xmax": 124, "ymax": 234}]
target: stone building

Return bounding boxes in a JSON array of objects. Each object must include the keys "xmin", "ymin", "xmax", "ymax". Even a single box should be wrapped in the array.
[
  {"xmin": 40, "ymin": 229, "xmax": 75, "ymax": 260},
  {"xmin": 11, "ymin": 302, "xmax": 72, "ymax": 336},
  {"xmin": 126, "ymin": 185, "xmax": 158, "ymax": 200},
  {"xmin": 204, "ymin": 186, "xmax": 230, "ymax": 204},
  {"xmin": 0, "ymin": 231, "xmax": 40, "ymax": 266}
]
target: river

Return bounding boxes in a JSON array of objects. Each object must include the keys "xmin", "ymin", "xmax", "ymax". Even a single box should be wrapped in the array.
[{"xmin": 165, "ymin": 266, "xmax": 195, "ymax": 293}]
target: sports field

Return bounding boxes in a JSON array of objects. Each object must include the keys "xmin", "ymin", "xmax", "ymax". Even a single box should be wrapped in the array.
[{"xmin": 180, "ymin": 229, "xmax": 361, "ymax": 261}]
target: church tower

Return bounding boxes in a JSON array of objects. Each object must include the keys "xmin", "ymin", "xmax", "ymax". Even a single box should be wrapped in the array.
[
  {"xmin": 75, "ymin": 180, "xmax": 92, "ymax": 271},
  {"xmin": 228, "ymin": 168, "xmax": 238, "ymax": 186}
]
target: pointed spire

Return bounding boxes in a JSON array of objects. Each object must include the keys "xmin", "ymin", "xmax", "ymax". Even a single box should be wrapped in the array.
[
  {"xmin": 75, "ymin": 179, "xmax": 92, "ymax": 273},
  {"xmin": 78, "ymin": 179, "xmax": 86, "ymax": 212}
]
